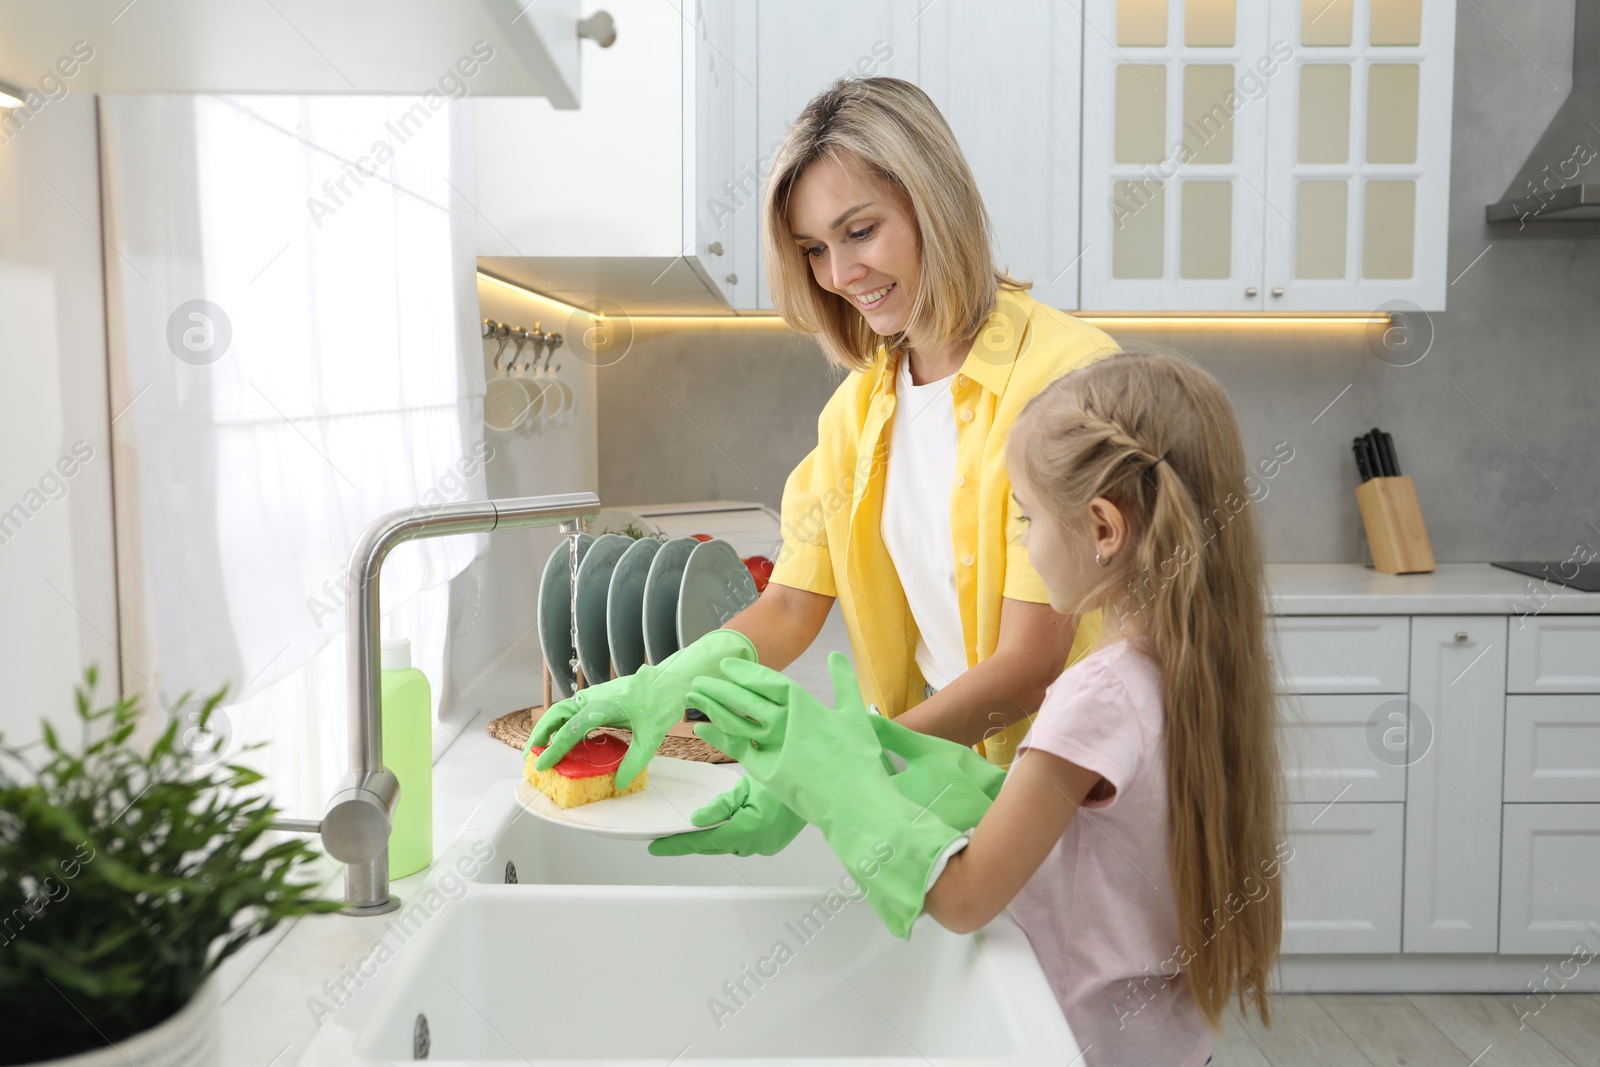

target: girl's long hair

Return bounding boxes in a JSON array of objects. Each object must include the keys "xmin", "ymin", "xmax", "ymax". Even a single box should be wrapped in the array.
[
  {"xmin": 1008, "ymin": 347, "xmax": 1284, "ymax": 1029},
  {"xmin": 762, "ymin": 76, "xmax": 1027, "ymax": 372}
]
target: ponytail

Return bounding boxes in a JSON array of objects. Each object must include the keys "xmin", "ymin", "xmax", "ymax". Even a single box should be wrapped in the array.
[{"xmin": 1008, "ymin": 348, "xmax": 1284, "ymax": 1028}]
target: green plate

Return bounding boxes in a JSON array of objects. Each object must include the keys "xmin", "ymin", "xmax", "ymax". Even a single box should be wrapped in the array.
[
  {"xmin": 537, "ymin": 533, "xmax": 593, "ymax": 701},
  {"xmin": 606, "ymin": 537, "xmax": 662, "ymax": 677}
]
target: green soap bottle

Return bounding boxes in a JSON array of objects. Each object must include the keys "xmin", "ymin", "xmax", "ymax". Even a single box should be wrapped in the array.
[{"xmin": 381, "ymin": 637, "xmax": 433, "ymax": 879}]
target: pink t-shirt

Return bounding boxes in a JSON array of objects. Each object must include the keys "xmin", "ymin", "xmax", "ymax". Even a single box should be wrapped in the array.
[{"xmin": 1008, "ymin": 636, "xmax": 1211, "ymax": 1067}]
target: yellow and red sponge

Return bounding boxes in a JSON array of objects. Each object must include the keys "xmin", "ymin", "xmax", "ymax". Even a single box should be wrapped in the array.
[{"xmin": 524, "ymin": 732, "xmax": 647, "ymax": 809}]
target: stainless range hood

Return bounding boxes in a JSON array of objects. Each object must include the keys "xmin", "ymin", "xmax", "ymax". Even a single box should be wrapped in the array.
[{"xmin": 1485, "ymin": 0, "xmax": 1600, "ymax": 224}]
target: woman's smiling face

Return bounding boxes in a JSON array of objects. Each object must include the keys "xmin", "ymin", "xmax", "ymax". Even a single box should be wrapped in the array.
[{"xmin": 788, "ymin": 151, "xmax": 921, "ymax": 336}]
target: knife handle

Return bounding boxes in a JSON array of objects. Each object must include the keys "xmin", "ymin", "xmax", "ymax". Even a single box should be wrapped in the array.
[
  {"xmin": 1353, "ymin": 438, "xmax": 1372, "ymax": 482},
  {"xmin": 1378, "ymin": 431, "xmax": 1401, "ymax": 477},
  {"xmin": 1363, "ymin": 432, "xmax": 1386, "ymax": 478}
]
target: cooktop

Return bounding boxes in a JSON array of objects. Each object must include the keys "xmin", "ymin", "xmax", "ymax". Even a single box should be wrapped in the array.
[{"xmin": 1491, "ymin": 561, "xmax": 1600, "ymax": 593}]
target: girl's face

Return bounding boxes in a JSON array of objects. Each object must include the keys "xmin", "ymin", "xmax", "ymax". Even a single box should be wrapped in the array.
[
  {"xmin": 1011, "ymin": 466, "xmax": 1130, "ymax": 619},
  {"xmin": 787, "ymin": 152, "xmax": 922, "ymax": 337}
]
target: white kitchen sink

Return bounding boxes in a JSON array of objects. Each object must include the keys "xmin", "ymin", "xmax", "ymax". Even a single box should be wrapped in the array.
[{"xmin": 298, "ymin": 779, "xmax": 1081, "ymax": 1065}]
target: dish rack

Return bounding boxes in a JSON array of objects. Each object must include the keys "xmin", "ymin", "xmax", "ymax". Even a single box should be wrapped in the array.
[{"xmin": 537, "ymin": 533, "xmax": 755, "ymax": 708}]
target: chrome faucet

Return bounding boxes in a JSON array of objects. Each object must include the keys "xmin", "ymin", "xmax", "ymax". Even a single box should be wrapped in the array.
[{"xmin": 274, "ymin": 491, "xmax": 600, "ymax": 915}]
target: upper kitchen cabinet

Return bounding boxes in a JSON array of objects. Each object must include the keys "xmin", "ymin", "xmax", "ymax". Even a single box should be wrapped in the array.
[
  {"xmin": 1262, "ymin": 0, "xmax": 1456, "ymax": 312},
  {"xmin": 0, "ymin": 0, "xmax": 601, "ymax": 104},
  {"xmin": 745, "ymin": 0, "xmax": 922, "ymax": 312},
  {"xmin": 745, "ymin": 0, "xmax": 1084, "ymax": 312},
  {"xmin": 476, "ymin": 0, "xmax": 748, "ymax": 314},
  {"xmin": 916, "ymin": 1, "xmax": 1086, "ymax": 310},
  {"xmin": 1080, "ymin": 0, "xmax": 1273, "ymax": 311},
  {"xmin": 686, "ymin": 0, "xmax": 744, "ymax": 307},
  {"xmin": 1079, "ymin": 0, "xmax": 1456, "ymax": 312}
]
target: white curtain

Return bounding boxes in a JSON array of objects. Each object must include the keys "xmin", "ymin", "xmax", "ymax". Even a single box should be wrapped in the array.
[{"xmin": 102, "ymin": 95, "xmax": 486, "ymax": 817}]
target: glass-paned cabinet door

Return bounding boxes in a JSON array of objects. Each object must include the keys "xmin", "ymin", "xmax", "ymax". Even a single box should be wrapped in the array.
[
  {"xmin": 1080, "ymin": 0, "xmax": 1275, "ymax": 310},
  {"xmin": 1261, "ymin": 0, "xmax": 1456, "ymax": 311}
]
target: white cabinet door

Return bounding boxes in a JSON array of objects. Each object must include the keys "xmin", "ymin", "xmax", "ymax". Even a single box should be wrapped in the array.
[
  {"xmin": 750, "ymin": 0, "xmax": 922, "ymax": 311},
  {"xmin": 685, "ymin": 0, "xmax": 742, "ymax": 306},
  {"xmin": 1507, "ymin": 615, "xmax": 1600, "ymax": 693},
  {"xmin": 1279, "ymin": 694, "xmax": 1407, "ymax": 804},
  {"xmin": 476, "ymin": 0, "xmax": 741, "ymax": 312},
  {"xmin": 1271, "ymin": 615, "xmax": 1410, "ymax": 693},
  {"xmin": 1402, "ymin": 616, "xmax": 1508, "ymax": 953},
  {"xmin": 0, "ymin": 0, "xmax": 585, "ymax": 101},
  {"xmin": 1080, "ymin": 0, "xmax": 1273, "ymax": 310},
  {"xmin": 1504, "ymin": 696, "xmax": 1600, "ymax": 803},
  {"xmin": 728, "ymin": 4, "xmax": 762, "ymax": 315},
  {"xmin": 1499, "ymin": 804, "xmax": 1600, "ymax": 955},
  {"xmin": 475, "ymin": 0, "xmax": 684, "ymax": 261},
  {"xmin": 1260, "ymin": 0, "xmax": 1456, "ymax": 311},
  {"xmin": 1282, "ymin": 801, "xmax": 1403, "ymax": 953},
  {"xmin": 918, "ymin": 1, "xmax": 1084, "ymax": 309}
]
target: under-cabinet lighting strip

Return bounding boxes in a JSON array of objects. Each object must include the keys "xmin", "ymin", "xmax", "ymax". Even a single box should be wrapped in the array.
[{"xmin": 478, "ymin": 272, "xmax": 1392, "ymax": 328}]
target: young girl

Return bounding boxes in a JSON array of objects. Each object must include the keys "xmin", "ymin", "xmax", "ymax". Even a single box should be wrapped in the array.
[{"xmin": 691, "ymin": 348, "xmax": 1285, "ymax": 1066}]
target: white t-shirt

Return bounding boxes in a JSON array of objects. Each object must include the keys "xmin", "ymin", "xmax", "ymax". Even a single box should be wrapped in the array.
[{"xmin": 880, "ymin": 353, "xmax": 968, "ymax": 691}]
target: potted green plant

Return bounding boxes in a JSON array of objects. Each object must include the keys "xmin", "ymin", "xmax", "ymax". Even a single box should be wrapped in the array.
[{"xmin": 0, "ymin": 667, "xmax": 340, "ymax": 1066}]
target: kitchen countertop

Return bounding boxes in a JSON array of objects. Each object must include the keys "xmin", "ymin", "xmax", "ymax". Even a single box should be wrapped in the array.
[
  {"xmin": 1262, "ymin": 562, "xmax": 1599, "ymax": 615},
  {"xmin": 213, "ymin": 562, "xmax": 1594, "ymax": 1064}
]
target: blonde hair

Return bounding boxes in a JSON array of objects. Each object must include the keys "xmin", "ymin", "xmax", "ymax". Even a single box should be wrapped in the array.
[
  {"xmin": 762, "ymin": 76, "xmax": 1027, "ymax": 372},
  {"xmin": 1008, "ymin": 347, "xmax": 1284, "ymax": 1030}
]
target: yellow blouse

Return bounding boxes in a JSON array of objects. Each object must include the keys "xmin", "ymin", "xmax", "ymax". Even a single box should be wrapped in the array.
[{"xmin": 769, "ymin": 288, "xmax": 1121, "ymax": 767}]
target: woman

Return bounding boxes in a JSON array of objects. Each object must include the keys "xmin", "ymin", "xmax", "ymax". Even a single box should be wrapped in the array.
[{"xmin": 530, "ymin": 76, "xmax": 1120, "ymax": 854}]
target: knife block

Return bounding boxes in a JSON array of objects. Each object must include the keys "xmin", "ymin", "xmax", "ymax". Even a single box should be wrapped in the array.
[{"xmin": 1356, "ymin": 476, "xmax": 1435, "ymax": 574}]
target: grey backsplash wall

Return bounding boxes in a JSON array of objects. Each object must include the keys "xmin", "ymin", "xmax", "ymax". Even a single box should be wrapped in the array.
[{"xmin": 599, "ymin": 2, "xmax": 1600, "ymax": 565}]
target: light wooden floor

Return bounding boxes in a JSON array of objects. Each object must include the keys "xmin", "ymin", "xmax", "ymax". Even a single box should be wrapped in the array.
[{"xmin": 1212, "ymin": 993, "xmax": 1600, "ymax": 1066}]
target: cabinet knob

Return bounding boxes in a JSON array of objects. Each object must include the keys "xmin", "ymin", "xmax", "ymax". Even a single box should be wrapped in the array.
[
  {"xmin": 1455, "ymin": 631, "xmax": 1469, "ymax": 642},
  {"xmin": 1271, "ymin": 287, "xmax": 1285, "ymax": 297},
  {"xmin": 1245, "ymin": 287, "xmax": 1258, "ymax": 297},
  {"xmin": 706, "ymin": 241, "xmax": 725, "ymax": 256},
  {"xmin": 577, "ymin": 11, "xmax": 617, "ymax": 47},
  {"xmin": 724, "ymin": 273, "xmax": 738, "ymax": 285}
]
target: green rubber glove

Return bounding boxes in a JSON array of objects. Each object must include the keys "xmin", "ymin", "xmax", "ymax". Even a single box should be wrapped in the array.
[
  {"xmin": 867, "ymin": 713, "xmax": 1007, "ymax": 832},
  {"xmin": 526, "ymin": 628, "xmax": 757, "ymax": 790},
  {"xmin": 648, "ymin": 712, "xmax": 1006, "ymax": 858},
  {"xmin": 646, "ymin": 775, "xmax": 806, "ymax": 857},
  {"xmin": 689, "ymin": 651, "xmax": 966, "ymax": 939}
]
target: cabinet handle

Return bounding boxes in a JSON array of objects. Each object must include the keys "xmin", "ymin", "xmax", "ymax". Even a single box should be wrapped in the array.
[
  {"xmin": 1245, "ymin": 287, "xmax": 1258, "ymax": 297},
  {"xmin": 1455, "ymin": 631, "xmax": 1469, "ymax": 642},
  {"xmin": 706, "ymin": 241, "xmax": 725, "ymax": 256},
  {"xmin": 724, "ymin": 273, "xmax": 738, "ymax": 285},
  {"xmin": 1271, "ymin": 287, "xmax": 1284, "ymax": 297},
  {"xmin": 577, "ymin": 11, "xmax": 618, "ymax": 47}
]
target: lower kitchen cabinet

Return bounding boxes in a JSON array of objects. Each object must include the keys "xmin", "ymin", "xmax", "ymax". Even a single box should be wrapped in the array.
[
  {"xmin": 1276, "ymin": 609, "xmax": 1600, "ymax": 970},
  {"xmin": 1402, "ymin": 616, "xmax": 1507, "ymax": 953},
  {"xmin": 1268, "ymin": 597, "xmax": 1600, "ymax": 983},
  {"xmin": 1279, "ymin": 693, "xmax": 1408, "ymax": 804},
  {"xmin": 1281, "ymin": 802, "xmax": 1403, "ymax": 954},
  {"xmin": 1499, "ymin": 804, "xmax": 1600, "ymax": 955},
  {"xmin": 1504, "ymin": 695, "xmax": 1600, "ymax": 802},
  {"xmin": 1272, "ymin": 615, "xmax": 1410, "ymax": 693},
  {"xmin": 1507, "ymin": 615, "xmax": 1600, "ymax": 693}
]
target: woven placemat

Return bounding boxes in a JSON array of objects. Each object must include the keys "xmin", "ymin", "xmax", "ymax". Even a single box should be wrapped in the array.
[{"xmin": 487, "ymin": 705, "xmax": 735, "ymax": 764}]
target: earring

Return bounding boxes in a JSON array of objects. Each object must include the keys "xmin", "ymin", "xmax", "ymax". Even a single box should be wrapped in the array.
[{"xmin": 1095, "ymin": 551, "xmax": 1108, "ymax": 567}]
